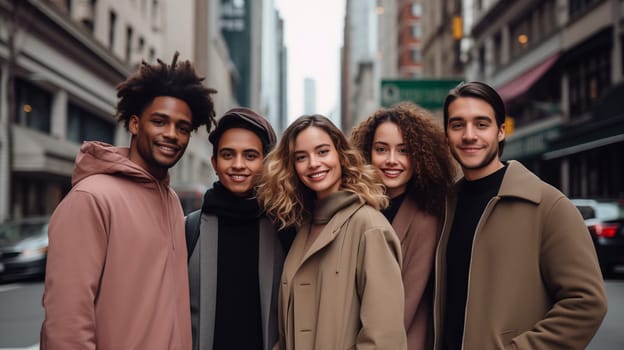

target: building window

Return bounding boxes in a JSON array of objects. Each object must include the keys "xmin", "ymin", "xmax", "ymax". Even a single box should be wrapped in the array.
[
  {"xmin": 82, "ymin": 0, "xmax": 97, "ymax": 33},
  {"xmin": 151, "ymin": 0, "xmax": 159, "ymax": 26},
  {"xmin": 493, "ymin": 32, "xmax": 502, "ymax": 69},
  {"xmin": 508, "ymin": 1, "xmax": 557, "ymax": 59},
  {"xmin": 126, "ymin": 25, "xmax": 134, "ymax": 62},
  {"xmin": 478, "ymin": 46, "xmax": 486, "ymax": 77},
  {"xmin": 108, "ymin": 10, "xmax": 117, "ymax": 49},
  {"xmin": 411, "ymin": 48, "xmax": 422, "ymax": 62},
  {"xmin": 569, "ymin": 0, "xmax": 601, "ymax": 18},
  {"xmin": 138, "ymin": 36, "xmax": 145, "ymax": 57},
  {"xmin": 411, "ymin": 23, "xmax": 422, "ymax": 39},
  {"xmin": 411, "ymin": 3, "xmax": 422, "ymax": 17},
  {"xmin": 149, "ymin": 47, "xmax": 155, "ymax": 62},
  {"xmin": 67, "ymin": 103, "xmax": 115, "ymax": 144},
  {"xmin": 14, "ymin": 78, "xmax": 52, "ymax": 133},
  {"xmin": 568, "ymin": 45, "xmax": 612, "ymax": 117}
]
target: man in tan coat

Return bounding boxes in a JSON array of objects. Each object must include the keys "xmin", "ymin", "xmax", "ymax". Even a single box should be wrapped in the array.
[{"xmin": 434, "ymin": 81, "xmax": 607, "ymax": 350}]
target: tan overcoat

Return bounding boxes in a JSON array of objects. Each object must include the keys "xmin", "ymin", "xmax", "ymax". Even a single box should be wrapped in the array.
[
  {"xmin": 433, "ymin": 161, "xmax": 607, "ymax": 350},
  {"xmin": 274, "ymin": 191, "xmax": 407, "ymax": 350}
]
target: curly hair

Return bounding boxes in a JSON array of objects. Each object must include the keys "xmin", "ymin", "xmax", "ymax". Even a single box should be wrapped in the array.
[
  {"xmin": 257, "ymin": 114, "xmax": 388, "ymax": 230},
  {"xmin": 114, "ymin": 51, "xmax": 217, "ymax": 133},
  {"xmin": 349, "ymin": 102, "xmax": 456, "ymax": 218}
]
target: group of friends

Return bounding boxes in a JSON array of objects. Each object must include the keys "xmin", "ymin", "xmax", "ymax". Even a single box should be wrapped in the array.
[{"xmin": 38, "ymin": 53, "xmax": 608, "ymax": 350}]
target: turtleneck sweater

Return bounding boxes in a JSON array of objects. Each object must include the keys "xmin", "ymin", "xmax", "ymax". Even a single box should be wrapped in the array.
[
  {"xmin": 304, "ymin": 191, "xmax": 361, "ymax": 252},
  {"xmin": 381, "ymin": 191, "xmax": 407, "ymax": 223},
  {"xmin": 442, "ymin": 164, "xmax": 507, "ymax": 350},
  {"xmin": 202, "ymin": 182, "xmax": 263, "ymax": 350}
]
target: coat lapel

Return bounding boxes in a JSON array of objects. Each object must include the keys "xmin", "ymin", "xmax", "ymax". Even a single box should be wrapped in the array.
[{"xmin": 392, "ymin": 197, "xmax": 418, "ymax": 243}]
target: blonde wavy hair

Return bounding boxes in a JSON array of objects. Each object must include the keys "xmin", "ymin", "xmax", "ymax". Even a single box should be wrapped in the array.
[{"xmin": 257, "ymin": 114, "xmax": 388, "ymax": 230}]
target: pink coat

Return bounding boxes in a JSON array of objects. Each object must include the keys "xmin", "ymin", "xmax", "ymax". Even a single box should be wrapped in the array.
[{"xmin": 41, "ymin": 142, "xmax": 192, "ymax": 350}]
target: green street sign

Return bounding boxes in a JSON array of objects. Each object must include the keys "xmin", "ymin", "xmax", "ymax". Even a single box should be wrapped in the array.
[{"xmin": 381, "ymin": 79, "xmax": 463, "ymax": 109}]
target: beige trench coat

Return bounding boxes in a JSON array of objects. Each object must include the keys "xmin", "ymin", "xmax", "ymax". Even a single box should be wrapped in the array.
[{"xmin": 274, "ymin": 194, "xmax": 407, "ymax": 350}]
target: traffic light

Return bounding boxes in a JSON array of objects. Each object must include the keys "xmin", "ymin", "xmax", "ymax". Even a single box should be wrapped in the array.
[
  {"xmin": 505, "ymin": 116, "xmax": 515, "ymax": 136},
  {"xmin": 452, "ymin": 16, "xmax": 463, "ymax": 40}
]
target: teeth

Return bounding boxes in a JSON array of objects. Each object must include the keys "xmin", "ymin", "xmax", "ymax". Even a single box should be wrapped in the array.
[
  {"xmin": 159, "ymin": 146, "xmax": 175, "ymax": 152},
  {"xmin": 310, "ymin": 172, "xmax": 325, "ymax": 178},
  {"xmin": 231, "ymin": 175, "xmax": 247, "ymax": 180},
  {"xmin": 384, "ymin": 170, "xmax": 401, "ymax": 175}
]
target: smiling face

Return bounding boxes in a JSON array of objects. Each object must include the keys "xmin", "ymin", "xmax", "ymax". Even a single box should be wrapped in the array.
[
  {"xmin": 294, "ymin": 126, "xmax": 342, "ymax": 199},
  {"xmin": 371, "ymin": 121, "xmax": 414, "ymax": 198},
  {"xmin": 446, "ymin": 96, "xmax": 505, "ymax": 180},
  {"xmin": 128, "ymin": 96, "xmax": 193, "ymax": 179},
  {"xmin": 211, "ymin": 128, "xmax": 264, "ymax": 197}
]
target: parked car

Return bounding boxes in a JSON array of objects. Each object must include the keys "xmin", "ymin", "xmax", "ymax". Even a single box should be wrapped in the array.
[
  {"xmin": 572, "ymin": 199, "xmax": 624, "ymax": 275},
  {"xmin": 0, "ymin": 216, "xmax": 49, "ymax": 282}
]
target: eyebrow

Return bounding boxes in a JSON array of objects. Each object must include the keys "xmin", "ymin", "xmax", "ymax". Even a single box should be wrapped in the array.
[
  {"xmin": 294, "ymin": 143, "xmax": 331, "ymax": 153},
  {"xmin": 373, "ymin": 141, "xmax": 405, "ymax": 146},
  {"xmin": 219, "ymin": 147, "xmax": 261, "ymax": 153},
  {"xmin": 448, "ymin": 115, "xmax": 493, "ymax": 123}
]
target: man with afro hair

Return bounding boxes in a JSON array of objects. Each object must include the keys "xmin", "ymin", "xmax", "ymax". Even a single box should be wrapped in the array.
[{"xmin": 41, "ymin": 52, "xmax": 216, "ymax": 350}]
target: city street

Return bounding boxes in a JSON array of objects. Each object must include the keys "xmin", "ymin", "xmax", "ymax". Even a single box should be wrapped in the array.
[{"xmin": 1, "ymin": 273, "xmax": 624, "ymax": 349}]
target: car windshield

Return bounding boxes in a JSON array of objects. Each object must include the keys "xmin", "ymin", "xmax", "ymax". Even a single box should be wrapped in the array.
[{"xmin": 0, "ymin": 221, "xmax": 47, "ymax": 242}]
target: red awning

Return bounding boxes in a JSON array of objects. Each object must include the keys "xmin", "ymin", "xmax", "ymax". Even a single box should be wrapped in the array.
[{"xmin": 497, "ymin": 53, "xmax": 560, "ymax": 103}]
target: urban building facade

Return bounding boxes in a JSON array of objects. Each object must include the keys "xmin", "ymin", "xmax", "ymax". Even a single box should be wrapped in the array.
[
  {"xmin": 466, "ymin": 0, "xmax": 624, "ymax": 198},
  {"xmin": 421, "ymin": 0, "xmax": 463, "ymax": 78},
  {"xmin": 397, "ymin": 0, "xmax": 425, "ymax": 78},
  {"xmin": 0, "ymin": 0, "xmax": 286, "ymax": 221},
  {"xmin": 0, "ymin": 0, "xmax": 133, "ymax": 221},
  {"xmin": 341, "ymin": 0, "xmax": 379, "ymax": 131}
]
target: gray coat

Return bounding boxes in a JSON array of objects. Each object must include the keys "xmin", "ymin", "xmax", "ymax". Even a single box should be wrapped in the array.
[{"xmin": 188, "ymin": 214, "xmax": 284, "ymax": 350}]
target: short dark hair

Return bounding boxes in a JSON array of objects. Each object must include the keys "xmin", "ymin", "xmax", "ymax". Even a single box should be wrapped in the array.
[
  {"xmin": 443, "ymin": 81, "xmax": 506, "ymax": 155},
  {"xmin": 114, "ymin": 52, "xmax": 218, "ymax": 133}
]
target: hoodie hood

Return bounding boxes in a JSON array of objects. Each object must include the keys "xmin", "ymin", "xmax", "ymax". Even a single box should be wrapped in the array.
[{"xmin": 72, "ymin": 141, "xmax": 168, "ymax": 187}]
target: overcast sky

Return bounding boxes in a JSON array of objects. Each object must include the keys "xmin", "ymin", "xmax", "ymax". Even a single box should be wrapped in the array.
[{"xmin": 274, "ymin": 0, "xmax": 345, "ymax": 124}]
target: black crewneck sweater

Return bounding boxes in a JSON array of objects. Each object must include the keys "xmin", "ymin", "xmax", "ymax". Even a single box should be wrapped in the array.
[
  {"xmin": 202, "ymin": 182, "xmax": 263, "ymax": 350},
  {"xmin": 442, "ymin": 165, "xmax": 507, "ymax": 350}
]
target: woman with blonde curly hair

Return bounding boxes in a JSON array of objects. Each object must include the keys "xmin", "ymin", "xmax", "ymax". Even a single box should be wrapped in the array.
[
  {"xmin": 350, "ymin": 102, "xmax": 456, "ymax": 350},
  {"xmin": 257, "ymin": 114, "xmax": 407, "ymax": 350}
]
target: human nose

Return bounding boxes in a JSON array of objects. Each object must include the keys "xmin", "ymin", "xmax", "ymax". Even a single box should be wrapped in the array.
[
  {"xmin": 162, "ymin": 123, "xmax": 178, "ymax": 140},
  {"xmin": 386, "ymin": 149, "xmax": 398, "ymax": 164},
  {"xmin": 232, "ymin": 154, "xmax": 245, "ymax": 168},
  {"xmin": 462, "ymin": 124, "xmax": 477, "ymax": 141},
  {"xmin": 308, "ymin": 154, "xmax": 320, "ymax": 168}
]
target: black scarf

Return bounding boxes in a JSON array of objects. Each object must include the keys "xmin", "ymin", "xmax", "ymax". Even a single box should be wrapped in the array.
[{"xmin": 201, "ymin": 182, "xmax": 260, "ymax": 221}]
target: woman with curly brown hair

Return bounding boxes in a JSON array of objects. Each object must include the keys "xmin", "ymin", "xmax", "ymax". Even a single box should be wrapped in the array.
[
  {"xmin": 350, "ymin": 102, "xmax": 456, "ymax": 350},
  {"xmin": 257, "ymin": 114, "xmax": 407, "ymax": 350}
]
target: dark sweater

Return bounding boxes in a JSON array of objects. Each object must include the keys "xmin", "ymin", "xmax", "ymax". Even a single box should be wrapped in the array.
[
  {"xmin": 381, "ymin": 192, "xmax": 407, "ymax": 223},
  {"xmin": 442, "ymin": 165, "xmax": 507, "ymax": 350},
  {"xmin": 202, "ymin": 182, "xmax": 263, "ymax": 350}
]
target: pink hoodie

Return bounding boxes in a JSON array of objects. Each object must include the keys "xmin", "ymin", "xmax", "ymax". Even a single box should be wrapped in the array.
[{"xmin": 41, "ymin": 141, "xmax": 191, "ymax": 350}]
